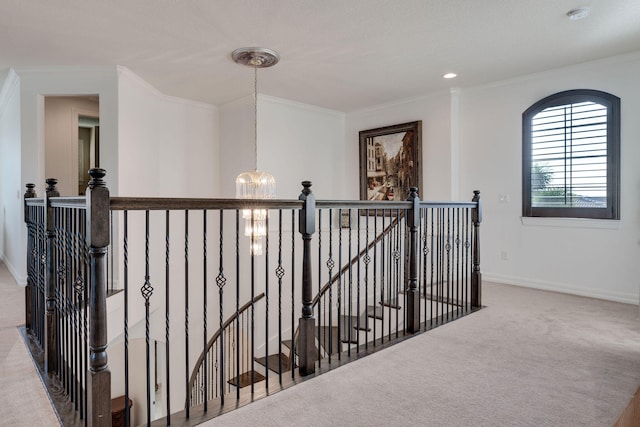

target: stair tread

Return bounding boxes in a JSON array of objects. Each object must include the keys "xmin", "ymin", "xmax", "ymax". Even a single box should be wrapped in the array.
[
  {"xmin": 254, "ymin": 353, "xmax": 295, "ymax": 374},
  {"xmin": 319, "ymin": 326, "xmax": 342, "ymax": 355},
  {"xmin": 228, "ymin": 370, "xmax": 266, "ymax": 388},
  {"xmin": 339, "ymin": 316, "xmax": 359, "ymax": 343},
  {"xmin": 380, "ymin": 296, "xmax": 402, "ymax": 309},
  {"xmin": 367, "ymin": 305, "xmax": 385, "ymax": 320}
]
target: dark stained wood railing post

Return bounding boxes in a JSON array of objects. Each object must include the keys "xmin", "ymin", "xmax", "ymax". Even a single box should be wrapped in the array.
[
  {"xmin": 406, "ymin": 187, "xmax": 421, "ymax": 333},
  {"xmin": 298, "ymin": 181, "xmax": 316, "ymax": 376},
  {"xmin": 24, "ymin": 183, "xmax": 37, "ymax": 331},
  {"xmin": 472, "ymin": 190, "xmax": 482, "ymax": 308},
  {"xmin": 44, "ymin": 178, "xmax": 59, "ymax": 374},
  {"xmin": 85, "ymin": 168, "xmax": 112, "ymax": 426}
]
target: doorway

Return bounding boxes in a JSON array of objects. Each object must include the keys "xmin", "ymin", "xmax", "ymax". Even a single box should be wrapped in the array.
[
  {"xmin": 78, "ymin": 115, "xmax": 100, "ymax": 195},
  {"xmin": 44, "ymin": 96, "xmax": 99, "ymax": 196}
]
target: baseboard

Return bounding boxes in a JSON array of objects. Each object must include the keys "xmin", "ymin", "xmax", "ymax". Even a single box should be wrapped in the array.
[
  {"xmin": 483, "ymin": 272, "xmax": 638, "ymax": 305},
  {"xmin": 1, "ymin": 255, "xmax": 27, "ymax": 286}
]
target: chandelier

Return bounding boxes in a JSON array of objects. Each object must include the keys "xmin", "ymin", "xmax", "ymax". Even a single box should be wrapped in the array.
[{"xmin": 233, "ymin": 47, "xmax": 279, "ymax": 255}]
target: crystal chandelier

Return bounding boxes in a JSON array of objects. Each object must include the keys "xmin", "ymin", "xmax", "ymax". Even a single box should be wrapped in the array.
[{"xmin": 233, "ymin": 47, "xmax": 279, "ymax": 255}]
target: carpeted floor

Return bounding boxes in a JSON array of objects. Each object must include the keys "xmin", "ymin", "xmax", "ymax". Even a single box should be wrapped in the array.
[
  {"xmin": 2, "ymin": 257, "xmax": 640, "ymax": 426},
  {"xmin": 0, "ymin": 262, "xmax": 59, "ymax": 426},
  {"xmin": 206, "ymin": 282, "xmax": 640, "ymax": 427}
]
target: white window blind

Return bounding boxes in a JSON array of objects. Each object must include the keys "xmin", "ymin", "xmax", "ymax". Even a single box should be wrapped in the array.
[{"xmin": 530, "ymin": 101, "xmax": 607, "ymax": 208}]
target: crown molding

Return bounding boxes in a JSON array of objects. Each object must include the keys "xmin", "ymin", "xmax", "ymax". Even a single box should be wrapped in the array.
[
  {"xmin": 349, "ymin": 88, "xmax": 451, "ymax": 117},
  {"xmin": 464, "ymin": 49, "xmax": 640, "ymax": 94},
  {"xmin": 259, "ymin": 94, "xmax": 345, "ymax": 118}
]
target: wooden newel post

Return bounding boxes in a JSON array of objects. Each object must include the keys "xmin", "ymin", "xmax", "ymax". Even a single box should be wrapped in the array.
[
  {"xmin": 24, "ymin": 183, "xmax": 37, "ymax": 331},
  {"xmin": 471, "ymin": 190, "xmax": 482, "ymax": 308},
  {"xmin": 406, "ymin": 187, "xmax": 421, "ymax": 333},
  {"xmin": 298, "ymin": 181, "xmax": 316, "ymax": 376},
  {"xmin": 85, "ymin": 168, "xmax": 112, "ymax": 426},
  {"xmin": 44, "ymin": 178, "xmax": 59, "ymax": 374}
]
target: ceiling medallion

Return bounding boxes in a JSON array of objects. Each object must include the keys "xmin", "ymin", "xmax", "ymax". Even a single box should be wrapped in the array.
[{"xmin": 232, "ymin": 47, "xmax": 280, "ymax": 68}]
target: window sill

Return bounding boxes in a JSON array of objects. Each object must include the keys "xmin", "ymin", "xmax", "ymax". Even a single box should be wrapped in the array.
[{"xmin": 521, "ymin": 216, "xmax": 620, "ymax": 229}]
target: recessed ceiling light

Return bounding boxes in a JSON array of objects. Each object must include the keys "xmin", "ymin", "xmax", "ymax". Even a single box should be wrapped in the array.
[
  {"xmin": 566, "ymin": 7, "xmax": 590, "ymax": 20},
  {"xmin": 443, "ymin": 73, "xmax": 457, "ymax": 79}
]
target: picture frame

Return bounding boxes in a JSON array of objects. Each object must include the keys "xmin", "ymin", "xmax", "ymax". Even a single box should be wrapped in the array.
[{"xmin": 359, "ymin": 121, "xmax": 422, "ymax": 202}]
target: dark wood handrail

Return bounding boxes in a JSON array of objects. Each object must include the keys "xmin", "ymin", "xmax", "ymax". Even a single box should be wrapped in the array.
[
  {"xmin": 186, "ymin": 292, "xmax": 266, "ymax": 408},
  {"xmin": 30, "ymin": 195, "xmax": 476, "ymax": 211},
  {"xmin": 110, "ymin": 197, "xmax": 303, "ymax": 211}
]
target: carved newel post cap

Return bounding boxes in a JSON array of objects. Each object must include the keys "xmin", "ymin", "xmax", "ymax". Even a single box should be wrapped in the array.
[
  {"xmin": 45, "ymin": 178, "xmax": 58, "ymax": 192},
  {"xmin": 473, "ymin": 190, "xmax": 480, "ymax": 196},
  {"xmin": 301, "ymin": 181, "xmax": 312, "ymax": 195},
  {"xmin": 409, "ymin": 187, "xmax": 418, "ymax": 197},
  {"xmin": 24, "ymin": 183, "xmax": 37, "ymax": 198},
  {"xmin": 88, "ymin": 168, "xmax": 107, "ymax": 188}
]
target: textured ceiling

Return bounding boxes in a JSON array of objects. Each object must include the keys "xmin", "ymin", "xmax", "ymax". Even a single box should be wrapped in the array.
[{"xmin": 1, "ymin": 0, "xmax": 640, "ymax": 112}]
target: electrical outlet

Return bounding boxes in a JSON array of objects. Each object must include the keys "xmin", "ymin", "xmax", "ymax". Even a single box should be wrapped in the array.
[{"xmin": 501, "ymin": 251, "xmax": 509, "ymax": 261}]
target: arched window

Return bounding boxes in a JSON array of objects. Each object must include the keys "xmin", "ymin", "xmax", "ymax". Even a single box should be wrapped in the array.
[{"xmin": 522, "ymin": 89, "xmax": 620, "ymax": 219}]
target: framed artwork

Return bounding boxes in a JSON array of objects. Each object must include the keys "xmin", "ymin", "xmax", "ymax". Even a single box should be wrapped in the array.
[{"xmin": 359, "ymin": 121, "xmax": 422, "ymax": 201}]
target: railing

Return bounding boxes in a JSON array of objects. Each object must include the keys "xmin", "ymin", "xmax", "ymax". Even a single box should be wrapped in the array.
[
  {"xmin": 187, "ymin": 292, "xmax": 265, "ymax": 408},
  {"xmin": 23, "ymin": 169, "xmax": 481, "ymax": 427}
]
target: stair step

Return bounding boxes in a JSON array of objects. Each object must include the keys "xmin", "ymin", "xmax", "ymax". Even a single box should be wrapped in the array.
[
  {"xmin": 380, "ymin": 295, "xmax": 402, "ymax": 309},
  {"xmin": 339, "ymin": 315, "xmax": 365, "ymax": 343},
  {"xmin": 282, "ymin": 338, "xmax": 320, "ymax": 358},
  {"xmin": 367, "ymin": 305, "xmax": 384, "ymax": 320},
  {"xmin": 228, "ymin": 370, "xmax": 265, "ymax": 388},
  {"xmin": 282, "ymin": 339, "xmax": 295, "ymax": 353},
  {"xmin": 341, "ymin": 312, "xmax": 371, "ymax": 331},
  {"xmin": 319, "ymin": 326, "xmax": 342, "ymax": 355},
  {"xmin": 255, "ymin": 353, "xmax": 295, "ymax": 374}
]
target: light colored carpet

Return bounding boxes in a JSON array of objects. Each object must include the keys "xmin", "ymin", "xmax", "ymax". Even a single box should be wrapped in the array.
[
  {"xmin": 0, "ymin": 262, "xmax": 60, "ymax": 426},
  {"xmin": 3, "ymin": 256, "xmax": 639, "ymax": 427},
  {"xmin": 207, "ymin": 282, "xmax": 640, "ymax": 427}
]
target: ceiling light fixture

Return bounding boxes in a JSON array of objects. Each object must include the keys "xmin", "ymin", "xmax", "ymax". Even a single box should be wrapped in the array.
[
  {"xmin": 566, "ymin": 7, "xmax": 590, "ymax": 20},
  {"xmin": 232, "ymin": 47, "xmax": 279, "ymax": 256},
  {"xmin": 443, "ymin": 73, "xmax": 457, "ymax": 79}
]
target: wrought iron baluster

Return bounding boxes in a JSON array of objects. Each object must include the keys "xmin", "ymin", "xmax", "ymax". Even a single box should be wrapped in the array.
[
  {"xmin": 372, "ymin": 209, "xmax": 378, "ymax": 343},
  {"xmin": 356, "ymin": 209, "xmax": 361, "ymax": 350},
  {"xmin": 184, "ymin": 210, "xmax": 190, "ymax": 418},
  {"xmin": 347, "ymin": 208, "xmax": 352, "ymax": 357},
  {"xmin": 337, "ymin": 208, "xmax": 343, "ymax": 360},
  {"xmin": 202, "ymin": 210, "xmax": 208, "ymax": 411},
  {"xmin": 317, "ymin": 209, "xmax": 322, "ymax": 365},
  {"xmin": 264, "ymin": 211, "xmax": 270, "ymax": 385},
  {"xmin": 165, "ymin": 209, "xmax": 171, "ymax": 424},
  {"xmin": 123, "ymin": 210, "xmax": 130, "ymax": 427},
  {"xmin": 217, "ymin": 209, "xmax": 226, "ymax": 403},
  {"xmin": 326, "ymin": 210, "xmax": 335, "ymax": 360},
  {"xmin": 235, "ymin": 209, "xmax": 240, "ymax": 399},
  {"xmin": 141, "ymin": 210, "xmax": 154, "ymax": 426},
  {"xmin": 276, "ymin": 210, "xmax": 284, "ymax": 382},
  {"xmin": 290, "ymin": 209, "xmax": 295, "ymax": 380}
]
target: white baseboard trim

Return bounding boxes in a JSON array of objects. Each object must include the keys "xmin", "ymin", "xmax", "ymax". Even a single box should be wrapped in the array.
[
  {"xmin": 483, "ymin": 272, "xmax": 638, "ymax": 306},
  {"xmin": 0, "ymin": 255, "xmax": 27, "ymax": 286}
]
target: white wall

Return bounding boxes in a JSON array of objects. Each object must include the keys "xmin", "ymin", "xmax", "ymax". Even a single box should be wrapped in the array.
[
  {"xmin": 220, "ymin": 95, "xmax": 345, "ymax": 199},
  {"xmin": 219, "ymin": 96, "xmax": 254, "ymax": 198},
  {"xmin": 458, "ymin": 52, "xmax": 640, "ymax": 303},
  {"xmin": 346, "ymin": 91, "xmax": 458, "ymax": 201},
  {"xmin": 0, "ymin": 66, "xmax": 120, "ymax": 282},
  {"xmin": 117, "ymin": 68, "xmax": 219, "ymax": 197},
  {"xmin": 0, "ymin": 71, "xmax": 22, "ymax": 280},
  {"xmin": 44, "ymin": 96, "xmax": 100, "ymax": 196}
]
